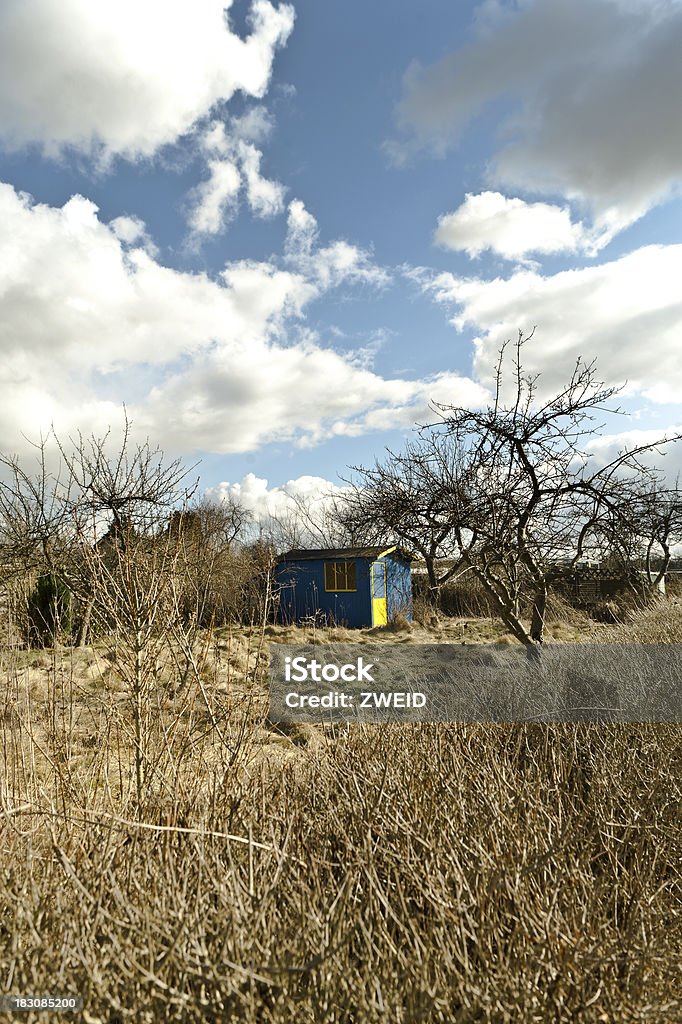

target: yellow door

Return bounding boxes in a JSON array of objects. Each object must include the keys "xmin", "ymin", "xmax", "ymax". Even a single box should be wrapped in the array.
[{"xmin": 371, "ymin": 561, "xmax": 387, "ymax": 626}]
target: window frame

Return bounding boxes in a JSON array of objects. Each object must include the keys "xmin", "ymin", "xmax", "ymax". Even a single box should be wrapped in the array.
[{"xmin": 324, "ymin": 560, "xmax": 357, "ymax": 592}]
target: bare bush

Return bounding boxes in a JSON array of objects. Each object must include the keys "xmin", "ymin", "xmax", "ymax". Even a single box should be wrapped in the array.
[{"xmin": 1, "ymin": 701, "xmax": 679, "ymax": 1022}]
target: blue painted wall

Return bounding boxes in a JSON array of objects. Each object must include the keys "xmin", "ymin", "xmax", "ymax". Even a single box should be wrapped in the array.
[
  {"xmin": 385, "ymin": 556, "xmax": 412, "ymax": 622},
  {"xmin": 275, "ymin": 551, "xmax": 412, "ymax": 628}
]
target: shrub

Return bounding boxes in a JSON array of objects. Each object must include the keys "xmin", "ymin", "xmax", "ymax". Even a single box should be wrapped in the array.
[{"xmin": 26, "ymin": 572, "xmax": 72, "ymax": 646}]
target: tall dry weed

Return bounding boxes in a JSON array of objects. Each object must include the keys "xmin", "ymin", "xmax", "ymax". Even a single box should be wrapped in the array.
[{"xmin": 1, "ymin": 631, "xmax": 680, "ymax": 1023}]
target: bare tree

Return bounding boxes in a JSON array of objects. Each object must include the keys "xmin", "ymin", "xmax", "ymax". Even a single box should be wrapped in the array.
[
  {"xmin": 434, "ymin": 332, "xmax": 681, "ymax": 648},
  {"xmin": 342, "ymin": 332, "xmax": 681, "ymax": 650},
  {"xmin": 61, "ymin": 421, "xmax": 197, "ymax": 646},
  {"xmin": 638, "ymin": 485, "xmax": 682, "ymax": 593},
  {"xmin": 0, "ymin": 436, "xmax": 74, "ymax": 578},
  {"xmin": 167, "ymin": 496, "xmax": 252, "ymax": 550},
  {"xmin": 0, "ymin": 421, "xmax": 199, "ymax": 806},
  {"xmin": 166, "ymin": 498, "xmax": 257, "ymax": 626},
  {"xmin": 602, "ymin": 480, "xmax": 682, "ymax": 596},
  {"xmin": 337, "ymin": 433, "xmax": 476, "ymax": 604},
  {"xmin": 258, "ymin": 489, "xmax": 354, "ymax": 552}
]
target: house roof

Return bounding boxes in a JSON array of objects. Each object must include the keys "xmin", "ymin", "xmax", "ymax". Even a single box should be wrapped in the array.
[{"xmin": 278, "ymin": 545, "xmax": 411, "ymax": 562}]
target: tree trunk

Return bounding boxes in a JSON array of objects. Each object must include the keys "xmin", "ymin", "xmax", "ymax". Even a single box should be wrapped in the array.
[
  {"xmin": 425, "ymin": 558, "xmax": 440, "ymax": 607},
  {"xmin": 470, "ymin": 565, "xmax": 533, "ymax": 648},
  {"xmin": 530, "ymin": 585, "xmax": 547, "ymax": 644}
]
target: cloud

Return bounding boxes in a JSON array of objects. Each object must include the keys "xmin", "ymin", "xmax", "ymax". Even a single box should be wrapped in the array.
[
  {"xmin": 284, "ymin": 200, "xmax": 391, "ymax": 290},
  {"xmin": 205, "ymin": 472, "xmax": 352, "ymax": 545},
  {"xmin": 0, "ymin": 182, "xmax": 485, "ymax": 457},
  {"xmin": 188, "ymin": 159, "xmax": 242, "ymax": 236},
  {"xmin": 188, "ymin": 115, "xmax": 286, "ymax": 236},
  {"xmin": 414, "ymin": 242, "xmax": 682, "ymax": 400},
  {"xmin": 585, "ymin": 426, "xmax": 682, "ymax": 486},
  {"xmin": 285, "ymin": 199, "xmax": 319, "ymax": 256},
  {"xmin": 230, "ymin": 105, "xmax": 276, "ymax": 145},
  {"xmin": 110, "ymin": 215, "xmax": 147, "ymax": 246},
  {"xmin": 206, "ymin": 472, "xmax": 343, "ymax": 522},
  {"xmin": 0, "ymin": 0, "xmax": 294, "ymax": 161},
  {"xmin": 136, "ymin": 335, "xmax": 488, "ymax": 454},
  {"xmin": 237, "ymin": 141, "xmax": 286, "ymax": 218},
  {"xmin": 435, "ymin": 191, "xmax": 601, "ymax": 261},
  {"xmin": 393, "ymin": 0, "xmax": 682, "ymax": 236}
]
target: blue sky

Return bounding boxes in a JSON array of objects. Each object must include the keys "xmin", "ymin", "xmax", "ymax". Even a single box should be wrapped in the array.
[{"xmin": 1, "ymin": 0, "xmax": 681, "ymax": 519}]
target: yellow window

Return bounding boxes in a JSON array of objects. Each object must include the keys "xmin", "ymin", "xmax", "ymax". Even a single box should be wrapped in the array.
[{"xmin": 324, "ymin": 561, "xmax": 357, "ymax": 592}]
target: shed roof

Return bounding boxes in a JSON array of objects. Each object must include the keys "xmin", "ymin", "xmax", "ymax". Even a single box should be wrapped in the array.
[{"xmin": 278, "ymin": 545, "xmax": 411, "ymax": 563}]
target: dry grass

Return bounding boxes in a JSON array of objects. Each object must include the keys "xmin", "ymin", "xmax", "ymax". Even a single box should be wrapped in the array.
[
  {"xmin": 0, "ymin": 603, "xmax": 681, "ymax": 1021},
  {"xmin": 260, "ymin": 600, "xmax": 597, "ymax": 647}
]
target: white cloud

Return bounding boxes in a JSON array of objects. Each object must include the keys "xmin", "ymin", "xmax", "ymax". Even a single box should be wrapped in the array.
[
  {"xmin": 206, "ymin": 473, "xmax": 343, "ymax": 522},
  {"xmin": 0, "ymin": 0, "xmax": 294, "ymax": 161},
  {"xmin": 284, "ymin": 200, "xmax": 391, "ymax": 290},
  {"xmin": 188, "ymin": 159, "xmax": 242, "ymax": 235},
  {"xmin": 435, "ymin": 191, "xmax": 601, "ymax": 261},
  {"xmin": 110, "ymin": 215, "xmax": 146, "ymax": 246},
  {"xmin": 305, "ymin": 371, "xmax": 490, "ymax": 446},
  {"xmin": 393, "ymin": 0, "xmax": 682, "ymax": 237},
  {"xmin": 0, "ymin": 182, "xmax": 485, "ymax": 456},
  {"xmin": 238, "ymin": 141, "xmax": 286, "ymax": 218},
  {"xmin": 205, "ymin": 472, "xmax": 352, "ymax": 545},
  {"xmin": 415, "ymin": 243, "xmax": 682, "ymax": 400},
  {"xmin": 231, "ymin": 105, "xmax": 276, "ymax": 145},
  {"xmin": 585, "ymin": 426, "xmax": 682, "ymax": 485},
  {"xmin": 285, "ymin": 199, "xmax": 319, "ymax": 256},
  {"xmin": 136, "ymin": 338, "xmax": 488, "ymax": 454},
  {"xmin": 188, "ymin": 116, "xmax": 285, "ymax": 235}
]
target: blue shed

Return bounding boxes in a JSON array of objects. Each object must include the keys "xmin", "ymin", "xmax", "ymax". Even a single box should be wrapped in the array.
[{"xmin": 275, "ymin": 546, "xmax": 412, "ymax": 628}]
